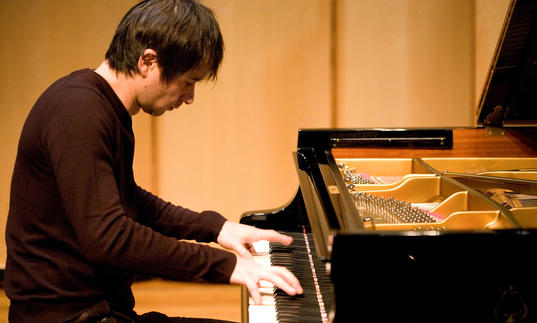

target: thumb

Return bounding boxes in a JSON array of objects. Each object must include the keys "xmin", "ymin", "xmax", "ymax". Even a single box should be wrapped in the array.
[{"xmin": 230, "ymin": 238, "xmax": 252, "ymax": 258}]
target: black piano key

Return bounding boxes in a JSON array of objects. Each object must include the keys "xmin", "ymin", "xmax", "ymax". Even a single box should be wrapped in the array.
[{"xmin": 267, "ymin": 229, "xmax": 333, "ymax": 323}]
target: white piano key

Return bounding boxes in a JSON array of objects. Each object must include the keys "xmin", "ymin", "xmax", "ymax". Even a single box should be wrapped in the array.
[
  {"xmin": 258, "ymin": 286, "xmax": 274, "ymax": 294},
  {"xmin": 253, "ymin": 254, "xmax": 271, "ymax": 267},
  {"xmin": 258, "ymin": 280, "xmax": 273, "ymax": 288},
  {"xmin": 248, "ymin": 304, "xmax": 277, "ymax": 323},
  {"xmin": 252, "ymin": 240, "xmax": 270, "ymax": 254},
  {"xmin": 248, "ymin": 293, "xmax": 275, "ymax": 305}
]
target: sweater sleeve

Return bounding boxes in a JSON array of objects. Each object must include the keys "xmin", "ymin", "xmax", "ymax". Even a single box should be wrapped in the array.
[
  {"xmin": 134, "ymin": 186, "xmax": 227, "ymax": 243},
  {"xmin": 49, "ymin": 96, "xmax": 236, "ymax": 283}
]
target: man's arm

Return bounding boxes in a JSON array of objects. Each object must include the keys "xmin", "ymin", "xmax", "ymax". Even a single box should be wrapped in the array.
[
  {"xmin": 134, "ymin": 186, "xmax": 227, "ymax": 243},
  {"xmin": 50, "ymin": 95, "xmax": 236, "ymax": 283},
  {"xmin": 133, "ymin": 188, "xmax": 304, "ymax": 300}
]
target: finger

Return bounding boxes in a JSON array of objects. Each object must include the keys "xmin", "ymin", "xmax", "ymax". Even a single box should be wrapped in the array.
[
  {"xmin": 257, "ymin": 229, "xmax": 293, "ymax": 246},
  {"xmin": 271, "ymin": 266, "xmax": 303, "ymax": 294},
  {"xmin": 260, "ymin": 271, "xmax": 297, "ymax": 296},
  {"xmin": 246, "ymin": 276, "xmax": 262, "ymax": 305},
  {"xmin": 230, "ymin": 239, "xmax": 253, "ymax": 259},
  {"xmin": 259, "ymin": 267, "xmax": 303, "ymax": 296},
  {"xmin": 246, "ymin": 243, "xmax": 257, "ymax": 254}
]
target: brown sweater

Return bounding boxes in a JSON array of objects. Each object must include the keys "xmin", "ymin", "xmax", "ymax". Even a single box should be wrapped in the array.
[{"xmin": 5, "ymin": 69, "xmax": 236, "ymax": 322}]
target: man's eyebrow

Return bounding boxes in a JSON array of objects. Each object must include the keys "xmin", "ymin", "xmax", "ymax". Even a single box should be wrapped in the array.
[{"xmin": 185, "ymin": 75, "xmax": 203, "ymax": 83}]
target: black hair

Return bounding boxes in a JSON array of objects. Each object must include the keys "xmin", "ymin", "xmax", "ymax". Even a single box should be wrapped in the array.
[{"xmin": 105, "ymin": 0, "xmax": 223, "ymax": 82}]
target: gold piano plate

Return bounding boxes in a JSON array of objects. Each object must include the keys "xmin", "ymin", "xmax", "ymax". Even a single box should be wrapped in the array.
[
  {"xmin": 337, "ymin": 157, "xmax": 437, "ymax": 189},
  {"xmin": 422, "ymin": 157, "xmax": 537, "ymax": 181},
  {"xmin": 336, "ymin": 157, "xmax": 537, "ymax": 231}
]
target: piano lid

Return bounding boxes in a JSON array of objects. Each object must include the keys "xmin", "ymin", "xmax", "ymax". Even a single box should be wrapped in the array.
[{"xmin": 476, "ymin": 0, "xmax": 537, "ymax": 127}]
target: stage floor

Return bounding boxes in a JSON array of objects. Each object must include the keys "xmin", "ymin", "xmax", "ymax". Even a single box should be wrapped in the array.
[{"xmin": 0, "ymin": 279, "xmax": 241, "ymax": 323}]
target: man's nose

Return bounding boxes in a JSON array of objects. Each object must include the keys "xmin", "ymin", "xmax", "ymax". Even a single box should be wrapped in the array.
[{"xmin": 181, "ymin": 86, "xmax": 195, "ymax": 104}]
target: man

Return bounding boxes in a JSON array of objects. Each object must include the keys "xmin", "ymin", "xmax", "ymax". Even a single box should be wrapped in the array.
[{"xmin": 5, "ymin": 0, "xmax": 303, "ymax": 322}]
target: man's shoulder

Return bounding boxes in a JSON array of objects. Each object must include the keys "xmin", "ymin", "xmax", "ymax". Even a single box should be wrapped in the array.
[
  {"xmin": 59, "ymin": 69, "xmax": 109, "ymax": 97},
  {"xmin": 29, "ymin": 69, "xmax": 122, "ymax": 136},
  {"xmin": 39, "ymin": 69, "xmax": 119, "ymax": 116},
  {"xmin": 41, "ymin": 69, "xmax": 104, "ymax": 101}
]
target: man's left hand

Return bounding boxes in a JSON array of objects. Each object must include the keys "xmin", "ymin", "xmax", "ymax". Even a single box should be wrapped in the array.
[{"xmin": 216, "ymin": 221, "xmax": 292, "ymax": 258}]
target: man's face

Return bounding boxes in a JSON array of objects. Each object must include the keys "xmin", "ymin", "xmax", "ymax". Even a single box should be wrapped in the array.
[{"xmin": 137, "ymin": 64, "xmax": 206, "ymax": 117}]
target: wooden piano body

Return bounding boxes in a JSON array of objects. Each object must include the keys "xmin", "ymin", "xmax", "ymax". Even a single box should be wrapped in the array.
[{"xmin": 241, "ymin": 0, "xmax": 537, "ymax": 322}]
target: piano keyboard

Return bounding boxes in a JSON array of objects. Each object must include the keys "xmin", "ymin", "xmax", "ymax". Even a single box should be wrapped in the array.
[{"xmin": 249, "ymin": 228, "xmax": 334, "ymax": 323}]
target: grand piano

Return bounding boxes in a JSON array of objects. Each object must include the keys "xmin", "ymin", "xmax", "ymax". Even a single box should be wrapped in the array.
[{"xmin": 240, "ymin": 0, "xmax": 537, "ymax": 322}]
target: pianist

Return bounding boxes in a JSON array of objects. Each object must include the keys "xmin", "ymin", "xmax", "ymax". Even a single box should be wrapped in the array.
[{"xmin": 5, "ymin": 0, "xmax": 302, "ymax": 322}]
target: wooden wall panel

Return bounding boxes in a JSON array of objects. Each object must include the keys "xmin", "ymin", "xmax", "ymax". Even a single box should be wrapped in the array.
[
  {"xmin": 154, "ymin": 0, "xmax": 332, "ymax": 222},
  {"xmin": 335, "ymin": 0, "xmax": 475, "ymax": 128}
]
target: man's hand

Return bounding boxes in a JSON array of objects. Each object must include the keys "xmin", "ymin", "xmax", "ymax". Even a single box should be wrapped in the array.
[
  {"xmin": 229, "ymin": 254, "xmax": 303, "ymax": 305},
  {"xmin": 217, "ymin": 221, "xmax": 303, "ymax": 304},
  {"xmin": 217, "ymin": 221, "xmax": 293, "ymax": 258}
]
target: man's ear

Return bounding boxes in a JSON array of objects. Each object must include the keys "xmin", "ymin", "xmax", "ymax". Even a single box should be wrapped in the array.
[{"xmin": 137, "ymin": 48, "xmax": 158, "ymax": 77}]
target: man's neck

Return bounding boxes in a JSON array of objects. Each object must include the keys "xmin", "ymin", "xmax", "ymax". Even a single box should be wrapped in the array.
[{"xmin": 95, "ymin": 61, "xmax": 141, "ymax": 115}]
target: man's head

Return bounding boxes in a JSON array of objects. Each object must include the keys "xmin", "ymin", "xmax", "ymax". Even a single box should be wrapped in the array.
[{"xmin": 105, "ymin": 0, "xmax": 223, "ymax": 84}]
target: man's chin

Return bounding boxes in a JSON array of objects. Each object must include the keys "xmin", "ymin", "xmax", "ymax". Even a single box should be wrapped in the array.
[
  {"xmin": 141, "ymin": 106, "xmax": 166, "ymax": 117},
  {"xmin": 150, "ymin": 110, "xmax": 166, "ymax": 117}
]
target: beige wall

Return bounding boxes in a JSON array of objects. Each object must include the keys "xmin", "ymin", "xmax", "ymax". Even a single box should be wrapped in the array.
[
  {"xmin": 336, "ymin": 0, "xmax": 475, "ymax": 128},
  {"xmin": 336, "ymin": 0, "xmax": 510, "ymax": 128},
  {"xmin": 0, "ymin": 0, "xmax": 512, "ymax": 266}
]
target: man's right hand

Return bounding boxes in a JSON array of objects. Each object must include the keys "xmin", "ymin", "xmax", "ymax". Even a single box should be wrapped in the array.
[{"xmin": 229, "ymin": 254, "xmax": 303, "ymax": 305}]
